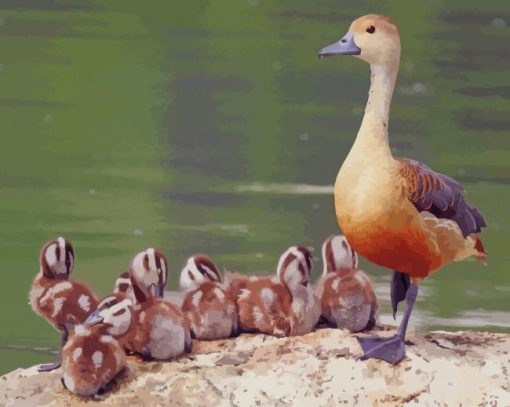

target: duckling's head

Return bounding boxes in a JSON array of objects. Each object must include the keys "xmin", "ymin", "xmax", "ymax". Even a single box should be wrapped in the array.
[
  {"xmin": 277, "ymin": 247, "xmax": 309, "ymax": 289},
  {"xmin": 321, "ymin": 235, "xmax": 359, "ymax": 276},
  {"xmin": 129, "ymin": 248, "xmax": 168, "ymax": 301},
  {"xmin": 289, "ymin": 245, "xmax": 314, "ymax": 278},
  {"xmin": 318, "ymin": 14, "xmax": 400, "ymax": 66},
  {"xmin": 114, "ymin": 271, "xmax": 132, "ymax": 295},
  {"xmin": 84, "ymin": 294, "xmax": 133, "ymax": 337},
  {"xmin": 179, "ymin": 255, "xmax": 221, "ymax": 291},
  {"xmin": 39, "ymin": 237, "xmax": 74, "ymax": 279}
]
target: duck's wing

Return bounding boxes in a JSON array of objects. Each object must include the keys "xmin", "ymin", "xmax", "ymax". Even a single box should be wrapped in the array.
[{"xmin": 396, "ymin": 157, "xmax": 486, "ymax": 237}]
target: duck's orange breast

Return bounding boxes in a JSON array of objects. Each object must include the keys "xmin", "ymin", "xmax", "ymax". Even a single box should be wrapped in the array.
[
  {"xmin": 337, "ymin": 209, "xmax": 442, "ymax": 278},
  {"xmin": 335, "ymin": 178, "xmax": 443, "ymax": 278}
]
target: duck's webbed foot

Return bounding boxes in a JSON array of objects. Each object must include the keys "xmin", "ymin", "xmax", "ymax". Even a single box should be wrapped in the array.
[
  {"xmin": 357, "ymin": 335, "xmax": 405, "ymax": 364},
  {"xmin": 38, "ymin": 361, "xmax": 62, "ymax": 372},
  {"xmin": 358, "ymin": 283, "xmax": 419, "ymax": 365}
]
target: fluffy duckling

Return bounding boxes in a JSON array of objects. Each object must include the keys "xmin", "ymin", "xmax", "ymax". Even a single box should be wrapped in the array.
[
  {"xmin": 223, "ymin": 270, "xmax": 269, "ymax": 300},
  {"xmin": 29, "ymin": 237, "xmax": 99, "ymax": 371},
  {"xmin": 237, "ymin": 247, "xmax": 313, "ymax": 337},
  {"xmin": 84, "ymin": 294, "xmax": 134, "ymax": 346},
  {"xmin": 315, "ymin": 235, "xmax": 378, "ymax": 332},
  {"xmin": 128, "ymin": 248, "xmax": 192, "ymax": 359},
  {"xmin": 180, "ymin": 255, "xmax": 238, "ymax": 340},
  {"xmin": 61, "ymin": 296, "xmax": 132, "ymax": 397},
  {"xmin": 224, "ymin": 245, "xmax": 315, "ymax": 300},
  {"xmin": 278, "ymin": 246, "xmax": 321, "ymax": 335}
]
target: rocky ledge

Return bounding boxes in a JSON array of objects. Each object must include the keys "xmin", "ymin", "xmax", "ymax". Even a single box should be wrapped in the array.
[{"xmin": 1, "ymin": 327, "xmax": 509, "ymax": 406}]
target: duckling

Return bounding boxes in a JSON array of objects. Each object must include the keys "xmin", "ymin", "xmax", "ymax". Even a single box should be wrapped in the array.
[
  {"xmin": 84, "ymin": 294, "xmax": 134, "ymax": 346},
  {"xmin": 61, "ymin": 296, "xmax": 132, "ymax": 397},
  {"xmin": 224, "ymin": 244, "xmax": 315, "ymax": 300},
  {"xmin": 180, "ymin": 255, "xmax": 238, "ymax": 340},
  {"xmin": 29, "ymin": 237, "xmax": 99, "ymax": 371},
  {"xmin": 223, "ymin": 269, "xmax": 269, "ymax": 300},
  {"xmin": 278, "ymin": 246, "xmax": 321, "ymax": 335},
  {"xmin": 315, "ymin": 235, "xmax": 378, "ymax": 332},
  {"xmin": 237, "ymin": 247, "xmax": 313, "ymax": 337},
  {"xmin": 128, "ymin": 248, "xmax": 192, "ymax": 359}
]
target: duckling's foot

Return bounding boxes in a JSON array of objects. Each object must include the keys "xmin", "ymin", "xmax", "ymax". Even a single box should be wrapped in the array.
[
  {"xmin": 357, "ymin": 335, "xmax": 405, "ymax": 364},
  {"xmin": 141, "ymin": 346, "xmax": 153, "ymax": 361},
  {"xmin": 231, "ymin": 320, "xmax": 240, "ymax": 337},
  {"xmin": 184, "ymin": 337, "xmax": 193, "ymax": 354},
  {"xmin": 38, "ymin": 361, "xmax": 61, "ymax": 372}
]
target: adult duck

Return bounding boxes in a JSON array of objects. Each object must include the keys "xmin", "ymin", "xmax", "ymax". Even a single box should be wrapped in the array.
[{"xmin": 318, "ymin": 14, "xmax": 487, "ymax": 364}]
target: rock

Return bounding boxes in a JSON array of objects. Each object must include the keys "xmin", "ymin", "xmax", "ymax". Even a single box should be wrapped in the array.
[{"xmin": 1, "ymin": 327, "xmax": 510, "ymax": 406}]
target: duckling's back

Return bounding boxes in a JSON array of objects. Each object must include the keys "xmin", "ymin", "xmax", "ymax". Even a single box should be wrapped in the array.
[{"xmin": 62, "ymin": 326, "xmax": 126, "ymax": 397}]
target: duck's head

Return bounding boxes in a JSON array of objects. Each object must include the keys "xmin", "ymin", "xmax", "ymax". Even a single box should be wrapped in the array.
[
  {"xmin": 39, "ymin": 237, "xmax": 74, "ymax": 279},
  {"xmin": 129, "ymin": 248, "xmax": 168, "ymax": 301},
  {"xmin": 84, "ymin": 294, "xmax": 133, "ymax": 337},
  {"xmin": 318, "ymin": 14, "xmax": 400, "ymax": 66},
  {"xmin": 277, "ymin": 247, "xmax": 309, "ymax": 289},
  {"xmin": 179, "ymin": 254, "xmax": 221, "ymax": 291},
  {"xmin": 321, "ymin": 235, "xmax": 359, "ymax": 276}
]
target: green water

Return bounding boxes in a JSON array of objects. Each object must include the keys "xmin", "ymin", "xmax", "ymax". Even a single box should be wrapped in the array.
[{"xmin": 0, "ymin": 1, "xmax": 509, "ymax": 375}]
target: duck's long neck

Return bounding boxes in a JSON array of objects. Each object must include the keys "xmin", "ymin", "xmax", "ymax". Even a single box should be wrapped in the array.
[{"xmin": 351, "ymin": 60, "xmax": 399, "ymax": 160}]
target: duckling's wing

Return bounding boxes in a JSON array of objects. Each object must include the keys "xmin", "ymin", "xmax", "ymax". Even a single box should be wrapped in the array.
[{"xmin": 396, "ymin": 157, "xmax": 486, "ymax": 237}]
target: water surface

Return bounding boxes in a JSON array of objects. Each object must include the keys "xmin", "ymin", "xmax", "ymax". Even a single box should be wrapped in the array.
[{"xmin": 0, "ymin": 1, "xmax": 509, "ymax": 374}]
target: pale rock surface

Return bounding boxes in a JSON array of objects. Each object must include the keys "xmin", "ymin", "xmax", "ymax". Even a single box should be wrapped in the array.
[{"xmin": 1, "ymin": 327, "xmax": 509, "ymax": 406}]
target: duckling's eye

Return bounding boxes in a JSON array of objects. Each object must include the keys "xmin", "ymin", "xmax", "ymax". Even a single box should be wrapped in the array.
[{"xmin": 366, "ymin": 25, "xmax": 376, "ymax": 34}]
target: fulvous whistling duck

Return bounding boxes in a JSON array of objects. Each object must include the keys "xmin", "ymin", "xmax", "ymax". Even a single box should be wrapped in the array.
[
  {"xmin": 318, "ymin": 14, "xmax": 487, "ymax": 363},
  {"xmin": 29, "ymin": 237, "xmax": 99, "ymax": 371}
]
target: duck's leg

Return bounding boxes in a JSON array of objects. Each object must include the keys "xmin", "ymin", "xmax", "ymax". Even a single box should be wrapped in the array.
[
  {"xmin": 357, "ymin": 283, "xmax": 418, "ymax": 364},
  {"xmin": 38, "ymin": 326, "xmax": 68, "ymax": 372},
  {"xmin": 391, "ymin": 271, "xmax": 410, "ymax": 318}
]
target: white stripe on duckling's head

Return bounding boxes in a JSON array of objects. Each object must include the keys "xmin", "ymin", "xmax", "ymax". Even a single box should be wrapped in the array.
[
  {"xmin": 40, "ymin": 237, "xmax": 74, "ymax": 279},
  {"xmin": 179, "ymin": 255, "xmax": 221, "ymax": 291},
  {"xmin": 130, "ymin": 248, "xmax": 168, "ymax": 301},
  {"xmin": 321, "ymin": 235, "xmax": 358, "ymax": 276},
  {"xmin": 292, "ymin": 245, "xmax": 314, "ymax": 277},
  {"xmin": 277, "ymin": 247, "xmax": 309, "ymax": 289}
]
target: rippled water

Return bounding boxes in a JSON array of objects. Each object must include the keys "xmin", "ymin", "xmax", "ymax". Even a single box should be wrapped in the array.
[{"xmin": 0, "ymin": 1, "xmax": 509, "ymax": 374}]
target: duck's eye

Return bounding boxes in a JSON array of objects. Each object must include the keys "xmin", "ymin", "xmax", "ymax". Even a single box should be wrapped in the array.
[{"xmin": 366, "ymin": 25, "xmax": 376, "ymax": 34}]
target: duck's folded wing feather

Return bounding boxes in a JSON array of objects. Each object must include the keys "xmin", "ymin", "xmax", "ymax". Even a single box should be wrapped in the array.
[{"xmin": 397, "ymin": 158, "xmax": 486, "ymax": 237}]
